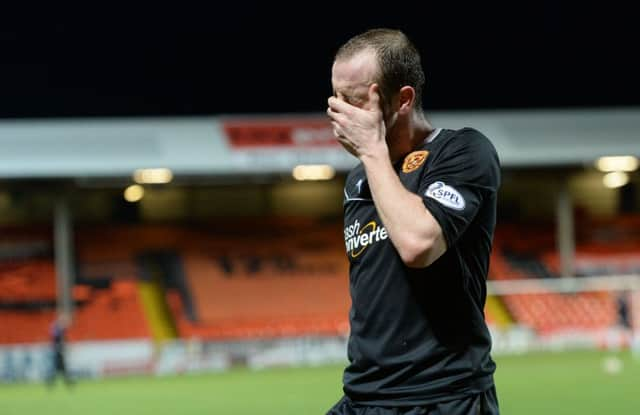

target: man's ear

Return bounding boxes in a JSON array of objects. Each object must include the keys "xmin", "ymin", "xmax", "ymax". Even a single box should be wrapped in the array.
[{"xmin": 397, "ymin": 86, "xmax": 415, "ymax": 115}]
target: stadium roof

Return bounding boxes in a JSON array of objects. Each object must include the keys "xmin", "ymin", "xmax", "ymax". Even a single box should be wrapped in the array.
[{"xmin": 0, "ymin": 107, "xmax": 638, "ymax": 180}]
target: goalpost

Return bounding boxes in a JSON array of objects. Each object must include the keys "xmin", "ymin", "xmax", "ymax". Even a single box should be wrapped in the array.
[{"xmin": 486, "ymin": 274, "xmax": 640, "ymax": 356}]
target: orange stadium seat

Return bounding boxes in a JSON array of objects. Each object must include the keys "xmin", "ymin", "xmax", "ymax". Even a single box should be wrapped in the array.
[{"xmin": 4, "ymin": 216, "xmax": 638, "ymax": 345}]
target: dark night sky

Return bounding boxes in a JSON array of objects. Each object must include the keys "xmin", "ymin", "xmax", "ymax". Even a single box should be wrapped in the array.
[{"xmin": 0, "ymin": 2, "xmax": 638, "ymax": 118}]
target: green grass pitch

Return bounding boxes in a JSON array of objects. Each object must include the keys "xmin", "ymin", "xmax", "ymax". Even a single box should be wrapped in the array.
[{"xmin": 3, "ymin": 350, "xmax": 639, "ymax": 414}]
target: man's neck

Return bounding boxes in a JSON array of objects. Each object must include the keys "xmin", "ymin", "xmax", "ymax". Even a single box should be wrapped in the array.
[{"xmin": 388, "ymin": 116, "xmax": 434, "ymax": 163}]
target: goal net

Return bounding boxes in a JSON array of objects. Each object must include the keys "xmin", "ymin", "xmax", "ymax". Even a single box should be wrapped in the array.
[{"xmin": 486, "ymin": 275, "xmax": 640, "ymax": 355}]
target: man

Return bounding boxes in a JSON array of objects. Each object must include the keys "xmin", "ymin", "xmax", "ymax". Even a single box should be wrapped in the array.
[
  {"xmin": 326, "ymin": 29, "xmax": 500, "ymax": 414},
  {"xmin": 46, "ymin": 313, "xmax": 73, "ymax": 387}
]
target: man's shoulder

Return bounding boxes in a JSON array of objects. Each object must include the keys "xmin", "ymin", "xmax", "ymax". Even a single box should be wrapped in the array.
[
  {"xmin": 438, "ymin": 127, "xmax": 492, "ymax": 145},
  {"xmin": 428, "ymin": 127, "xmax": 501, "ymax": 188},
  {"xmin": 435, "ymin": 127, "xmax": 498, "ymax": 160}
]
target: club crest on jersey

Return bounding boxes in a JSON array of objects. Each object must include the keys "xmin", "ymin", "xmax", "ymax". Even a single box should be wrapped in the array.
[
  {"xmin": 402, "ymin": 150, "xmax": 429, "ymax": 173},
  {"xmin": 425, "ymin": 181, "xmax": 465, "ymax": 210}
]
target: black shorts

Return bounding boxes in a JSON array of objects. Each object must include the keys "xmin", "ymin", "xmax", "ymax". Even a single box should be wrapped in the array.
[{"xmin": 326, "ymin": 386, "xmax": 499, "ymax": 415}]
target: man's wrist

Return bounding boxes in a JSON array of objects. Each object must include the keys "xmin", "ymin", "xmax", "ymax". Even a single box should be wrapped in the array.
[{"xmin": 360, "ymin": 142, "xmax": 390, "ymax": 165}]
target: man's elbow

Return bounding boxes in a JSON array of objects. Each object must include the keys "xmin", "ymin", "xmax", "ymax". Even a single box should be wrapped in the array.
[{"xmin": 397, "ymin": 236, "xmax": 439, "ymax": 268}]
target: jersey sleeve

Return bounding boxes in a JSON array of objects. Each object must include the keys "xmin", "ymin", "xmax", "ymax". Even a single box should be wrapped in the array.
[{"xmin": 419, "ymin": 128, "xmax": 500, "ymax": 248}]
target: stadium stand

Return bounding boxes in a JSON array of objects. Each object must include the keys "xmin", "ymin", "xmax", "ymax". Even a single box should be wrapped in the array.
[
  {"xmin": 2, "ymin": 215, "xmax": 638, "ymax": 345},
  {"xmin": 0, "ymin": 254, "xmax": 151, "ymax": 344},
  {"xmin": 487, "ymin": 221, "xmax": 633, "ymax": 335},
  {"xmin": 169, "ymin": 218, "xmax": 350, "ymax": 339}
]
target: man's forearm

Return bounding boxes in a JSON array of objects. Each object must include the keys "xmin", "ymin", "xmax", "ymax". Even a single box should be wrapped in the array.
[{"xmin": 362, "ymin": 152, "xmax": 444, "ymax": 267}]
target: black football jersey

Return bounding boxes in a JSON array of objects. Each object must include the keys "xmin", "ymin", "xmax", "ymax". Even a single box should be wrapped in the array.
[{"xmin": 341, "ymin": 127, "xmax": 501, "ymax": 405}]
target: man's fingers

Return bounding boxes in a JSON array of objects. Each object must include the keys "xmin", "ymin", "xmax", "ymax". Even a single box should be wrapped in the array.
[
  {"xmin": 328, "ymin": 96, "xmax": 355, "ymax": 115},
  {"xmin": 332, "ymin": 122, "xmax": 340, "ymax": 138},
  {"xmin": 336, "ymin": 134, "xmax": 353, "ymax": 149},
  {"xmin": 327, "ymin": 106, "xmax": 347, "ymax": 125},
  {"xmin": 328, "ymin": 106, "xmax": 349, "ymax": 139},
  {"xmin": 331, "ymin": 121, "xmax": 344, "ymax": 138}
]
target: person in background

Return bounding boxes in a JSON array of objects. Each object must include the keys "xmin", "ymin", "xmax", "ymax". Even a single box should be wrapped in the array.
[{"xmin": 46, "ymin": 312, "xmax": 73, "ymax": 387}]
